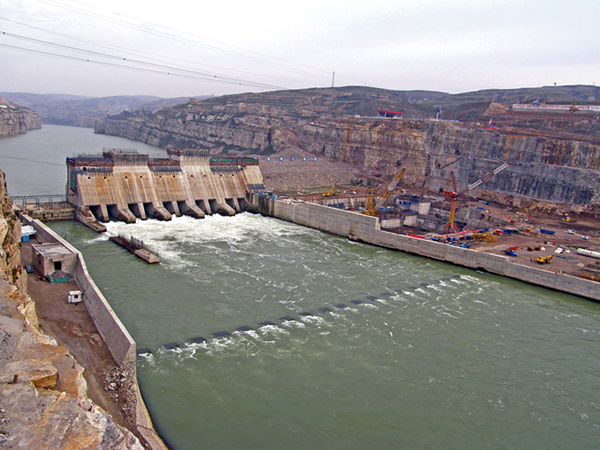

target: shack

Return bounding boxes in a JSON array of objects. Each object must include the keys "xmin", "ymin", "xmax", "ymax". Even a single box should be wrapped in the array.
[{"xmin": 31, "ymin": 242, "xmax": 78, "ymax": 279}]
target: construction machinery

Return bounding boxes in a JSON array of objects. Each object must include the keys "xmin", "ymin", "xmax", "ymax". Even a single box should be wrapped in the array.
[
  {"xmin": 362, "ymin": 187, "xmax": 376, "ymax": 215},
  {"xmin": 375, "ymin": 168, "xmax": 405, "ymax": 210},
  {"xmin": 361, "ymin": 168, "xmax": 405, "ymax": 216},
  {"xmin": 536, "ymin": 255, "xmax": 553, "ymax": 264},
  {"xmin": 570, "ymin": 100, "xmax": 579, "ymax": 113},
  {"xmin": 322, "ymin": 180, "xmax": 340, "ymax": 197},
  {"xmin": 442, "ymin": 154, "xmax": 521, "ymax": 234}
]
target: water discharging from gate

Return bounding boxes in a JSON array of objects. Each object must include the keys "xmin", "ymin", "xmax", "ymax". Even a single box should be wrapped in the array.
[{"xmin": 50, "ymin": 213, "xmax": 600, "ymax": 450}]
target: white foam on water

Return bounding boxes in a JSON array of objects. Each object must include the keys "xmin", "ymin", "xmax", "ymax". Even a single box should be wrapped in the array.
[{"xmin": 299, "ymin": 315, "xmax": 326, "ymax": 325}]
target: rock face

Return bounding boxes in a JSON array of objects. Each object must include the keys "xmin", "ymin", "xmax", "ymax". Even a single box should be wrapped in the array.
[
  {"xmin": 0, "ymin": 93, "xmax": 212, "ymax": 128},
  {"xmin": 0, "ymin": 97, "xmax": 41, "ymax": 136},
  {"xmin": 95, "ymin": 92, "xmax": 600, "ymax": 206},
  {"xmin": 0, "ymin": 170, "xmax": 142, "ymax": 449}
]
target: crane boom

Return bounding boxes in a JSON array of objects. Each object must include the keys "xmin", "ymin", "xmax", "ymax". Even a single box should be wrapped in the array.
[
  {"xmin": 459, "ymin": 154, "xmax": 521, "ymax": 196},
  {"xmin": 443, "ymin": 154, "xmax": 521, "ymax": 234},
  {"xmin": 374, "ymin": 168, "xmax": 405, "ymax": 210}
]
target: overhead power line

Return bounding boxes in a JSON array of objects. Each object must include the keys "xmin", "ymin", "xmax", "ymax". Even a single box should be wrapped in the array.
[
  {"xmin": 0, "ymin": 16, "xmax": 309, "ymax": 85},
  {"xmin": 1, "ymin": 30, "xmax": 285, "ymax": 89},
  {"xmin": 36, "ymin": 0, "xmax": 333, "ymax": 82},
  {"xmin": 0, "ymin": 42, "xmax": 284, "ymax": 89}
]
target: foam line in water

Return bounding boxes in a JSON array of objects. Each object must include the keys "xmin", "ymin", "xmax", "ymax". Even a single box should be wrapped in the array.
[
  {"xmin": 279, "ymin": 316, "xmax": 296, "ymax": 322},
  {"xmin": 258, "ymin": 321, "xmax": 276, "ymax": 326},
  {"xmin": 235, "ymin": 325, "xmax": 254, "ymax": 332},
  {"xmin": 162, "ymin": 342, "xmax": 180, "ymax": 350},
  {"xmin": 136, "ymin": 347, "xmax": 152, "ymax": 356},
  {"xmin": 212, "ymin": 331, "xmax": 231, "ymax": 339},
  {"xmin": 187, "ymin": 336, "xmax": 206, "ymax": 344},
  {"xmin": 299, "ymin": 312, "xmax": 315, "ymax": 317}
]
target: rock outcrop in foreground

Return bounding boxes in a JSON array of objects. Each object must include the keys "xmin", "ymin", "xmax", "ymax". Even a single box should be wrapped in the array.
[
  {"xmin": 0, "ymin": 170, "xmax": 142, "ymax": 449},
  {"xmin": 0, "ymin": 97, "xmax": 41, "ymax": 136}
]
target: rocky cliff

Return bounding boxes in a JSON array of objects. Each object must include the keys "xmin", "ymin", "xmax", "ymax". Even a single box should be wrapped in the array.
[
  {"xmin": 0, "ymin": 170, "xmax": 142, "ymax": 449},
  {"xmin": 0, "ymin": 93, "xmax": 213, "ymax": 128},
  {"xmin": 95, "ymin": 89, "xmax": 600, "ymax": 206},
  {"xmin": 0, "ymin": 97, "xmax": 41, "ymax": 136}
]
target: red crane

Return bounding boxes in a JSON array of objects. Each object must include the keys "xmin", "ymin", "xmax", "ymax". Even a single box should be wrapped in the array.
[{"xmin": 442, "ymin": 154, "xmax": 521, "ymax": 234}]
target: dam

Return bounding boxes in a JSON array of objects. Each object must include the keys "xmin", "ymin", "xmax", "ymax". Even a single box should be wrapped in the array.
[{"xmin": 66, "ymin": 147, "xmax": 265, "ymax": 223}]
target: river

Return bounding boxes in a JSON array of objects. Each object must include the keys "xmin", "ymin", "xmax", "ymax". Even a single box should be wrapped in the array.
[{"xmin": 3, "ymin": 125, "xmax": 600, "ymax": 449}]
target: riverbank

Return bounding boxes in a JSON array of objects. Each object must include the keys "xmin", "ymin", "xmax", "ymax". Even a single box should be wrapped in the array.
[{"xmin": 17, "ymin": 213, "xmax": 168, "ymax": 450}]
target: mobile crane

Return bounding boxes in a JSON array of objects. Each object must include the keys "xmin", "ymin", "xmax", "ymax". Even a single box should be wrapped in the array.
[
  {"xmin": 322, "ymin": 180, "xmax": 340, "ymax": 197},
  {"xmin": 362, "ymin": 168, "xmax": 405, "ymax": 216},
  {"xmin": 442, "ymin": 154, "xmax": 521, "ymax": 234}
]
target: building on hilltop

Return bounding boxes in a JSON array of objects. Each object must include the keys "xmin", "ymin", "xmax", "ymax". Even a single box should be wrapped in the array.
[{"xmin": 377, "ymin": 110, "xmax": 404, "ymax": 118}]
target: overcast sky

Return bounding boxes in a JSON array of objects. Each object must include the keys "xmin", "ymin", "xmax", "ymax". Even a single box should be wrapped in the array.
[{"xmin": 1, "ymin": 0, "xmax": 598, "ymax": 98}]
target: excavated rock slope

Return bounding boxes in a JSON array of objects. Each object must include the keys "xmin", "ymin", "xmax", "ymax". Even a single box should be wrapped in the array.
[
  {"xmin": 95, "ymin": 100, "xmax": 600, "ymax": 206},
  {"xmin": 0, "ymin": 97, "xmax": 41, "ymax": 136},
  {"xmin": 0, "ymin": 170, "xmax": 142, "ymax": 449}
]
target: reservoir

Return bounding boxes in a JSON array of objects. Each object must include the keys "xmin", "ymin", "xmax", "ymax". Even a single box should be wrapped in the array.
[{"xmin": 3, "ymin": 126, "xmax": 600, "ymax": 449}]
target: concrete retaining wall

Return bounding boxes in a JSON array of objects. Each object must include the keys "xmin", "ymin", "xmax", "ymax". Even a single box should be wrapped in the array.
[
  {"xmin": 18, "ymin": 213, "xmax": 136, "ymax": 364},
  {"xmin": 262, "ymin": 198, "xmax": 600, "ymax": 302}
]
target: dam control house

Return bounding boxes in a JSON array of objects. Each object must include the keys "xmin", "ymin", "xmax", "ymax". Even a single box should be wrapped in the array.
[{"xmin": 67, "ymin": 148, "xmax": 265, "ymax": 223}]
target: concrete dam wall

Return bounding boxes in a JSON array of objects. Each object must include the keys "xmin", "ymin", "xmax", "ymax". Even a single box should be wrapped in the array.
[
  {"xmin": 256, "ymin": 196, "xmax": 600, "ymax": 302},
  {"xmin": 67, "ymin": 148, "xmax": 265, "ymax": 223}
]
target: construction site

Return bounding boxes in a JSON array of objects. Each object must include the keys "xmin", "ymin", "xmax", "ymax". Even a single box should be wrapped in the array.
[{"xmin": 262, "ymin": 153, "xmax": 600, "ymax": 285}]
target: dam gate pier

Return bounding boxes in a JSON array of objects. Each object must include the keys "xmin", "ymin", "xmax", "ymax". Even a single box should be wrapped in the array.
[{"xmin": 66, "ymin": 148, "xmax": 266, "ymax": 226}]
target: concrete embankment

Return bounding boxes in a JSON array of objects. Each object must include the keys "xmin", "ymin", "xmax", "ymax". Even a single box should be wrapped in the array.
[
  {"xmin": 17, "ymin": 212, "xmax": 168, "ymax": 450},
  {"xmin": 256, "ymin": 196, "xmax": 600, "ymax": 302}
]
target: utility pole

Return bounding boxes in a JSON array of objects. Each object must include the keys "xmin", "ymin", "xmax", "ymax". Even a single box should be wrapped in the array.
[{"xmin": 331, "ymin": 71, "xmax": 335, "ymax": 88}]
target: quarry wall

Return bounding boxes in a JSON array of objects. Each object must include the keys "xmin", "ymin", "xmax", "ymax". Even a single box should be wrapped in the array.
[
  {"xmin": 261, "ymin": 197, "xmax": 600, "ymax": 302},
  {"xmin": 96, "ymin": 106, "xmax": 600, "ymax": 205}
]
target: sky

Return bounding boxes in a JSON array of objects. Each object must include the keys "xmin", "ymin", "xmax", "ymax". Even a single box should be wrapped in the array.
[{"xmin": 0, "ymin": 0, "xmax": 599, "ymax": 99}]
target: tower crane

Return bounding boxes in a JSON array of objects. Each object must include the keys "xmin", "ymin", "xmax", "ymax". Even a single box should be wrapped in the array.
[
  {"xmin": 362, "ymin": 168, "xmax": 405, "ymax": 216},
  {"xmin": 442, "ymin": 154, "xmax": 521, "ymax": 234}
]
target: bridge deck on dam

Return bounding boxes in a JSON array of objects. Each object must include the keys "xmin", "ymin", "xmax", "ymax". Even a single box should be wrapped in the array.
[{"xmin": 67, "ymin": 148, "xmax": 265, "ymax": 223}]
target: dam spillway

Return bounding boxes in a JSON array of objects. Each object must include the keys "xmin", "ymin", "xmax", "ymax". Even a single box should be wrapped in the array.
[{"xmin": 66, "ymin": 148, "xmax": 265, "ymax": 223}]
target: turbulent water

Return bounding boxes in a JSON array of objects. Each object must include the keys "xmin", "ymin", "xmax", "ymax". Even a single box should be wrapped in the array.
[
  {"xmin": 49, "ymin": 215, "xmax": 600, "ymax": 450},
  {"xmin": 3, "ymin": 125, "xmax": 600, "ymax": 450}
]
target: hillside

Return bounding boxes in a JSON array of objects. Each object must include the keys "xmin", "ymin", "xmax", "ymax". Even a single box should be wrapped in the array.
[
  {"xmin": 94, "ymin": 85, "xmax": 600, "ymax": 208},
  {"xmin": 0, "ymin": 93, "xmax": 212, "ymax": 128},
  {"xmin": 0, "ymin": 97, "xmax": 41, "ymax": 136}
]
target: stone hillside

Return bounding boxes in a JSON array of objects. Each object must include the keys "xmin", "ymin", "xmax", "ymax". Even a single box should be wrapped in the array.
[
  {"xmin": 0, "ymin": 97, "xmax": 41, "ymax": 136},
  {"xmin": 95, "ymin": 90, "xmax": 600, "ymax": 206},
  {"xmin": 0, "ymin": 170, "xmax": 142, "ymax": 449}
]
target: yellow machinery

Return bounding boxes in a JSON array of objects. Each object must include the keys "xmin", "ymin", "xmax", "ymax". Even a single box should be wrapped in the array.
[
  {"xmin": 472, "ymin": 232, "xmax": 498, "ymax": 243},
  {"xmin": 361, "ymin": 168, "xmax": 405, "ymax": 216},
  {"xmin": 375, "ymin": 168, "xmax": 405, "ymax": 211},
  {"xmin": 536, "ymin": 255, "xmax": 553, "ymax": 264},
  {"xmin": 442, "ymin": 154, "xmax": 521, "ymax": 234},
  {"xmin": 570, "ymin": 101, "xmax": 579, "ymax": 113},
  {"xmin": 362, "ymin": 187, "xmax": 376, "ymax": 215},
  {"xmin": 322, "ymin": 180, "xmax": 340, "ymax": 197}
]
